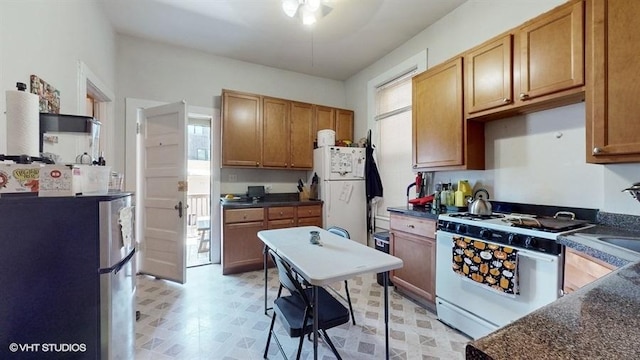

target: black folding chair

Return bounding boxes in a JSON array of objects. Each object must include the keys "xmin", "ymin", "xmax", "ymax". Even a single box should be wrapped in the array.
[{"xmin": 264, "ymin": 249, "xmax": 349, "ymax": 360}]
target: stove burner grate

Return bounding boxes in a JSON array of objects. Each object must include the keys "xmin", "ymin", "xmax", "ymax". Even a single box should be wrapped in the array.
[{"xmin": 446, "ymin": 213, "xmax": 505, "ymax": 220}]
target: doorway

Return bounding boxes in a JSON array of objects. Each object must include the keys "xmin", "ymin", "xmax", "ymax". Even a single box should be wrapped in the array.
[
  {"xmin": 186, "ymin": 115, "xmax": 212, "ymax": 267},
  {"xmin": 125, "ymin": 98, "xmax": 221, "ymax": 283}
]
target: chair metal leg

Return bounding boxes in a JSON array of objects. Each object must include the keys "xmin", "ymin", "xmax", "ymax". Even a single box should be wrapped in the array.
[
  {"xmin": 321, "ymin": 329, "xmax": 343, "ymax": 360},
  {"xmin": 344, "ymin": 280, "xmax": 356, "ymax": 325},
  {"xmin": 263, "ymin": 312, "xmax": 277, "ymax": 358}
]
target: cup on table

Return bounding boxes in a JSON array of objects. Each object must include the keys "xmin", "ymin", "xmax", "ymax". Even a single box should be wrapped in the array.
[{"xmin": 309, "ymin": 231, "xmax": 320, "ymax": 245}]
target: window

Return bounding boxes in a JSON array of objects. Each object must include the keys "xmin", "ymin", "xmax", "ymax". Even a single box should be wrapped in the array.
[
  {"xmin": 187, "ymin": 124, "xmax": 211, "ymax": 161},
  {"xmin": 374, "ymin": 70, "xmax": 417, "ymax": 218}
]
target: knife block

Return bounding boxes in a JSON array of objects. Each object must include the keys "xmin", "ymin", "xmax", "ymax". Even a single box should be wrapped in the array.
[{"xmin": 299, "ymin": 189, "xmax": 310, "ymax": 201}]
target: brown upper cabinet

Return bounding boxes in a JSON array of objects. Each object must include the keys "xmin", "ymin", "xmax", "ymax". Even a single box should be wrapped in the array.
[
  {"xmin": 465, "ymin": 35, "xmax": 514, "ymax": 114},
  {"xmin": 289, "ymin": 101, "xmax": 315, "ymax": 169},
  {"xmin": 335, "ymin": 109, "xmax": 355, "ymax": 142},
  {"xmin": 222, "ymin": 91, "xmax": 262, "ymax": 167},
  {"xmin": 222, "ymin": 90, "xmax": 346, "ymax": 169},
  {"xmin": 314, "ymin": 105, "xmax": 354, "ymax": 142},
  {"xmin": 465, "ymin": 0, "xmax": 585, "ymax": 120},
  {"xmin": 586, "ymin": 0, "xmax": 640, "ymax": 163},
  {"xmin": 262, "ymin": 97, "xmax": 290, "ymax": 168},
  {"xmin": 412, "ymin": 57, "xmax": 485, "ymax": 170}
]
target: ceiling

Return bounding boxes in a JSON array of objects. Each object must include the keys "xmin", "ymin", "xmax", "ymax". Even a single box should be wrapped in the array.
[{"xmin": 101, "ymin": 0, "xmax": 467, "ymax": 81}]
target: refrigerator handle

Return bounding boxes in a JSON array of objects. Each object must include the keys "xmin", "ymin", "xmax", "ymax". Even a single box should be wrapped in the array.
[{"xmin": 99, "ymin": 248, "xmax": 136, "ymax": 275}]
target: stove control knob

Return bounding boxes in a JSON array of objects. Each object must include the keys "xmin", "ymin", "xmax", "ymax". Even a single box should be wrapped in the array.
[
  {"xmin": 446, "ymin": 222, "xmax": 457, "ymax": 231},
  {"xmin": 508, "ymin": 233, "xmax": 520, "ymax": 246},
  {"xmin": 479, "ymin": 229, "xmax": 492, "ymax": 240},
  {"xmin": 525, "ymin": 236, "xmax": 537, "ymax": 248},
  {"xmin": 456, "ymin": 224, "xmax": 468, "ymax": 234}
]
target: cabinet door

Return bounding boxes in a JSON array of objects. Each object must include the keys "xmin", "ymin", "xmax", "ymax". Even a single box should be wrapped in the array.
[
  {"xmin": 563, "ymin": 247, "xmax": 615, "ymax": 294},
  {"xmin": 221, "ymin": 91, "xmax": 262, "ymax": 167},
  {"xmin": 222, "ymin": 221, "xmax": 266, "ymax": 275},
  {"xmin": 314, "ymin": 105, "xmax": 335, "ymax": 135},
  {"xmin": 466, "ymin": 35, "xmax": 513, "ymax": 114},
  {"xmin": 290, "ymin": 102, "xmax": 314, "ymax": 169},
  {"xmin": 262, "ymin": 97, "xmax": 290, "ymax": 168},
  {"xmin": 335, "ymin": 109, "xmax": 354, "ymax": 142},
  {"xmin": 517, "ymin": 1, "xmax": 584, "ymax": 102},
  {"xmin": 390, "ymin": 230, "xmax": 436, "ymax": 304},
  {"xmin": 412, "ymin": 57, "xmax": 465, "ymax": 169},
  {"xmin": 586, "ymin": 0, "xmax": 640, "ymax": 163}
]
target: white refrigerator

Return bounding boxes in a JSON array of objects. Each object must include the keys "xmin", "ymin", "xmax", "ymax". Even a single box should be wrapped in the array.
[{"xmin": 313, "ymin": 146, "xmax": 368, "ymax": 246}]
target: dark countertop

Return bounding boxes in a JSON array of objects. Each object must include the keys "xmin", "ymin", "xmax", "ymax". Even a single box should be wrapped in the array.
[
  {"xmin": 467, "ymin": 260, "xmax": 640, "ymax": 359},
  {"xmin": 221, "ymin": 192, "xmax": 322, "ymax": 208},
  {"xmin": 387, "ymin": 205, "xmax": 439, "ymax": 220},
  {"xmin": 558, "ymin": 225, "xmax": 640, "ymax": 267},
  {"xmin": 467, "ymin": 214, "xmax": 640, "ymax": 360}
]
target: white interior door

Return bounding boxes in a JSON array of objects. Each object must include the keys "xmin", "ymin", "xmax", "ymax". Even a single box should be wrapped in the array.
[{"xmin": 139, "ymin": 101, "xmax": 188, "ymax": 284}]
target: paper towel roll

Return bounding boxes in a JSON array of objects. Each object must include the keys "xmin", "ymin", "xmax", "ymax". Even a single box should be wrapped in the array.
[{"xmin": 6, "ymin": 89, "xmax": 40, "ymax": 156}]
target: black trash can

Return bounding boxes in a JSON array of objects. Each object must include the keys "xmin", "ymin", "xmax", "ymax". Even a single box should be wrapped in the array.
[{"xmin": 374, "ymin": 232, "xmax": 393, "ymax": 286}]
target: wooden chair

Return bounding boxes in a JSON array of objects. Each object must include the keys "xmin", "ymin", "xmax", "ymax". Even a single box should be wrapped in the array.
[
  {"xmin": 264, "ymin": 249, "xmax": 349, "ymax": 360},
  {"xmin": 326, "ymin": 226, "xmax": 356, "ymax": 325}
]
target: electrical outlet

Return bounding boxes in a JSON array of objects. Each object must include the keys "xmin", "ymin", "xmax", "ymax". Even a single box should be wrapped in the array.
[
  {"xmin": 228, "ymin": 174, "xmax": 237, "ymax": 182},
  {"xmin": 265, "ymin": 184, "xmax": 272, "ymax": 193}
]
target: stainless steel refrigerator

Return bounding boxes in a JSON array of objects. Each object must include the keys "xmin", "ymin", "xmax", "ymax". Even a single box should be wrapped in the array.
[{"xmin": 0, "ymin": 193, "xmax": 135, "ymax": 359}]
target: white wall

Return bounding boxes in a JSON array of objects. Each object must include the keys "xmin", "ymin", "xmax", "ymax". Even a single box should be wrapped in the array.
[
  {"xmin": 0, "ymin": 0, "xmax": 115, "ymax": 155},
  {"xmin": 115, "ymin": 35, "xmax": 347, "ymax": 190},
  {"xmin": 345, "ymin": 0, "xmax": 640, "ymax": 216}
]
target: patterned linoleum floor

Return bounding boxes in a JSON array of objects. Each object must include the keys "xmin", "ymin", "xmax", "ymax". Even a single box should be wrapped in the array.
[{"xmin": 134, "ymin": 264, "xmax": 469, "ymax": 359}]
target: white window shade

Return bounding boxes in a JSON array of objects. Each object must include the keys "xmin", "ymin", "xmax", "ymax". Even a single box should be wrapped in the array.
[
  {"xmin": 374, "ymin": 69, "xmax": 416, "ymax": 217},
  {"xmin": 375, "ymin": 70, "xmax": 415, "ymax": 121}
]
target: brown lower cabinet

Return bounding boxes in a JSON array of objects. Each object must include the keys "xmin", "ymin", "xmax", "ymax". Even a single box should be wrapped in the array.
[
  {"xmin": 563, "ymin": 247, "xmax": 616, "ymax": 294},
  {"xmin": 222, "ymin": 203, "xmax": 323, "ymax": 274},
  {"xmin": 389, "ymin": 213, "xmax": 436, "ymax": 307}
]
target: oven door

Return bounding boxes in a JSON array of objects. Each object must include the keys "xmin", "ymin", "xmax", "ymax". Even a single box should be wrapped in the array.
[{"xmin": 435, "ymin": 230, "xmax": 563, "ymax": 339}]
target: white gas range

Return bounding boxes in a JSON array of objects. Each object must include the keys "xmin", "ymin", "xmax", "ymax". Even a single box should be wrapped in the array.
[{"xmin": 435, "ymin": 212, "xmax": 594, "ymax": 340}]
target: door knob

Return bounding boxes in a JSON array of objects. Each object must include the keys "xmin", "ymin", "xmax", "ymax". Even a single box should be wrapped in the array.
[{"xmin": 174, "ymin": 201, "xmax": 183, "ymax": 218}]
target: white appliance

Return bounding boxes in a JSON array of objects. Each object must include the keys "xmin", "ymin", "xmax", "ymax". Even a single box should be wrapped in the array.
[
  {"xmin": 313, "ymin": 146, "xmax": 368, "ymax": 246},
  {"xmin": 435, "ymin": 212, "xmax": 594, "ymax": 340}
]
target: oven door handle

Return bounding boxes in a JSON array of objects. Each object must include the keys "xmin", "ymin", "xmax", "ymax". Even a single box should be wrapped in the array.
[{"xmin": 517, "ymin": 252, "xmax": 557, "ymax": 263}]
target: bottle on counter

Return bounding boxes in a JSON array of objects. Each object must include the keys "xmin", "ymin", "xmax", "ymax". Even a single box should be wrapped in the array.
[
  {"xmin": 440, "ymin": 184, "xmax": 449, "ymax": 206},
  {"xmin": 432, "ymin": 190, "xmax": 441, "ymax": 214}
]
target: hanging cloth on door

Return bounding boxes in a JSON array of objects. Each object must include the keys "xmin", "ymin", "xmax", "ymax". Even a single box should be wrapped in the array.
[
  {"xmin": 365, "ymin": 129, "xmax": 383, "ymax": 233},
  {"xmin": 452, "ymin": 236, "xmax": 520, "ymax": 296}
]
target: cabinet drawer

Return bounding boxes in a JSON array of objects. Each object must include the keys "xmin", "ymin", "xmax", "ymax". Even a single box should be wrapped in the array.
[
  {"xmin": 224, "ymin": 208, "xmax": 264, "ymax": 223},
  {"xmin": 390, "ymin": 214, "xmax": 436, "ymax": 238},
  {"xmin": 297, "ymin": 205, "xmax": 322, "ymax": 218},
  {"xmin": 297, "ymin": 216, "xmax": 322, "ymax": 227},
  {"xmin": 268, "ymin": 206, "xmax": 295, "ymax": 220}
]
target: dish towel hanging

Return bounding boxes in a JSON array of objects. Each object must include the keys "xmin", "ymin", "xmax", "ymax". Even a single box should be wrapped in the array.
[{"xmin": 452, "ymin": 236, "xmax": 519, "ymax": 296}]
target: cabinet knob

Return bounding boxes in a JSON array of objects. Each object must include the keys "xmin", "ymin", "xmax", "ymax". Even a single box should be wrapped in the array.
[
  {"xmin": 519, "ymin": 93, "xmax": 529, "ymax": 100},
  {"xmin": 502, "ymin": 98, "xmax": 509, "ymax": 103},
  {"xmin": 406, "ymin": 224, "xmax": 415, "ymax": 229},
  {"xmin": 279, "ymin": 211, "xmax": 283, "ymax": 215},
  {"xmin": 593, "ymin": 147, "xmax": 603, "ymax": 154},
  {"xmin": 256, "ymin": 162, "xmax": 260, "ymax": 166}
]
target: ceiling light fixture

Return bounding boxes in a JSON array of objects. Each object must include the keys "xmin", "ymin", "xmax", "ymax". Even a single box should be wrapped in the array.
[{"xmin": 282, "ymin": 0, "xmax": 332, "ymax": 26}]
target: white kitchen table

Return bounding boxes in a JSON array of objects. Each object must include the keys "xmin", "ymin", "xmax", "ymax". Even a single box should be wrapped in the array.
[{"xmin": 259, "ymin": 226, "xmax": 403, "ymax": 360}]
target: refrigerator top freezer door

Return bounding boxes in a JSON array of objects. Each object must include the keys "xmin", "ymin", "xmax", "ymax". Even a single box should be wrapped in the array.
[{"xmin": 314, "ymin": 146, "xmax": 366, "ymax": 181}]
